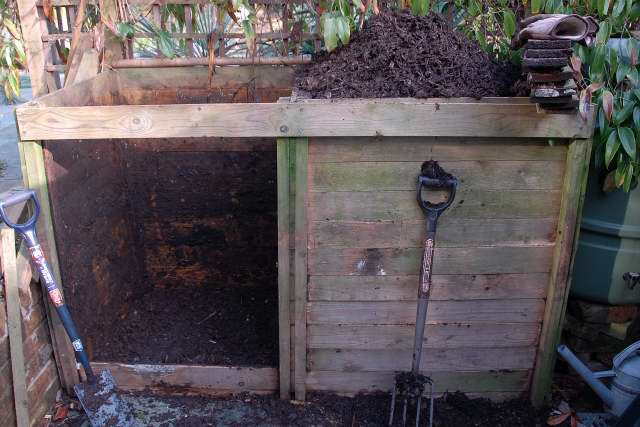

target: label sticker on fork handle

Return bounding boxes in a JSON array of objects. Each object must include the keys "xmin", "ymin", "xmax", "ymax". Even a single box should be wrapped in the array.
[{"xmin": 420, "ymin": 238, "xmax": 434, "ymax": 293}]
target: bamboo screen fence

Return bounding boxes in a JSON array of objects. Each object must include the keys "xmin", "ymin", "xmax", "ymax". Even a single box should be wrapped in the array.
[{"xmin": 33, "ymin": 0, "xmax": 318, "ymax": 88}]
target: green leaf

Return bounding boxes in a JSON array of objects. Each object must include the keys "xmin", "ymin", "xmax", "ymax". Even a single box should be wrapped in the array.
[
  {"xmin": 322, "ymin": 14, "xmax": 338, "ymax": 52},
  {"xmin": 531, "ymin": 0, "xmax": 543, "ymax": 13},
  {"xmin": 631, "ymin": 2, "xmax": 640, "ymax": 20},
  {"xmin": 613, "ymin": 0, "xmax": 626, "ymax": 16},
  {"xmin": 503, "ymin": 10, "xmax": 516, "ymax": 38},
  {"xmin": 411, "ymin": 0, "xmax": 431, "ymax": 16},
  {"xmin": 605, "ymin": 129, "xmax": 620, "ymax": 168},
  {"xmin": 156, "ymin": 30, "xmax": 176, "ymax": 59},
  {"xmin": 596, "ymin": 21, "xmax": 610, "ymax": 46},
  {"xmin": 618, "ymin": 127, "xmax": 637, "ymax": 157},
  {"xmin": 590, "ymin": 45, "xmax": 606, "ymax": 80},
  {"xmin": 614, "ymin": 99, "xmax": 636, "ymax": 125},
  {"xmin": 117, "ymin": 22, "xmax": 135, "ymax": 39},
  {"xmin": 336, "ymin": 16, "xmax": 350, "ymax": 45},
  {"xmin": 624, "ymin": 164, "xmax": 634, "ymax": 192},
  {"xmin": 629, "ymin": 67, "xmax": 639, "ymax": 86},
  {"xmin": 617, "ymin": 63, "xmax": 631, "ymax": 83},
  {"xmin": 7, "ymin": 69, "xmax": 19, "ymax": 99},
  {"xmin": 598, "ymin": 0, "xmax": 610, "ymax": 15},
  {"xmin": 633, "ymin": 106, "xmax": 640, "ymax": 129}
]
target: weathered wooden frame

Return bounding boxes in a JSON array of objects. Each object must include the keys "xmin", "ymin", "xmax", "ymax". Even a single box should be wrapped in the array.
[{"xmin": 14, "ymin": 68, "xmax": 594, "ymax": 403}]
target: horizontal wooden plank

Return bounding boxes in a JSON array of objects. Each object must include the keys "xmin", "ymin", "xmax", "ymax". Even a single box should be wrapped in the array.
[
  {"xmin": 307, "ymin": 300, "xmax": 545, "ymax": 324},
  {"xmin": 91, "ymin": 362, "xmax": 278, "ymax": 392},
  {"xmin": 308, "ymin": 273, "xmax": 549, "ymax": 301},
  {"xmin": 308, "ymin": 347, "xmax": 536, "ymax": 371},
  {"xmin": 16, "ymin": 100, "xmax": 593, "ymax": 140},
  {"xmin": 311, "ymin": 161, "xmax": 564, "ymax": 191},
  {"xmin": 306, "ymin": 370, "xmax": 531, "ymax": 393},
  {"xmin": 308, "ymin": 137, "xmax": 568, "ymax": 162},
  {"xmin": 309, "ymin": 245, "xmax": 554, "ymax": 276},
  {"xmin": 309, "ymin": 190, "xmax": 562, "ymax": 221},
  {"xmin": 310, "ymin": 218, "xmax": 556, "ymax": 248},
  {"xmin": 308, "ymin": 323, "xmax": 541, "ymax": 349}
]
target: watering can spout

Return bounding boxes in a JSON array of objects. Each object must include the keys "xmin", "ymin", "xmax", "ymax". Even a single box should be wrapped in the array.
[{"xmin": 557, "ymin": 344, "xmax": 615, "ymax": 408}]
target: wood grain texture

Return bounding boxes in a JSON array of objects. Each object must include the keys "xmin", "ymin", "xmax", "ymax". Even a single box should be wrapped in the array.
[
  {"xmin": 310, "ymin": 218, "xmax": 557, "ymax": 248},
  {"xmin": 531, "ymin": 139, "xmax": 591, "ymax": 406},
  {"xmin": 308, "ymin": 323, "xmax": 541, "ymax": 349},
  {"xmin": 308, "ymin": 347, "xmax": 536, "ymax": 372},
  {"xmin": 276, "ymin": 138, "xmax": 291, "ymax": 399},
  {"xmin": 16, "ymin": 100, "xmax": 593, "ymax": 141},
  {"xmin": 92, "ymin": 362, "xmax": 278, "ymax": 393},
  {"xmin": 307, "ymin": 300, "xmax": 545, "ymax": 324},
  {"xmin": 311, "ymin": 161, "xmax": 565, "ymax": 191},
  {"xmin": 306, "ymin": 370, "xmax": 531, "ymax": 394},
  {"xmin": 309, "ymin": 245, "xmax": 554, "ymax": 276},
  {"xmin": 1, "ymin": 228, "xmax": 29, "ymax": 427},
  {"xmin": 309, "ymin": 190, "xmax": 562, "ymax": 222},
  {"xmin": 16, "ymin": 0, "xmax": 48, "ymax": 96},
  {"xmin": 308, "ymin": 137, "xmax": 568, "ymax": 162},
  {"xmin": 308, "ymin": 273, "xmax": 549, "ymax": 301},
  {"xmin": 293, "ymin": 138, "xmax": 308, "ymax": 401}
]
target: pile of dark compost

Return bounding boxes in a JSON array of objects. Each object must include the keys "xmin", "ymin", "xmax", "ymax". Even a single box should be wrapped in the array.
[
  {"xmin": 92, "ymin": 284, "xmax": 278, "ymax": 366},
  {"xmin": 295, "ymin": 10, "xmax": 522, "ymax": 99}
]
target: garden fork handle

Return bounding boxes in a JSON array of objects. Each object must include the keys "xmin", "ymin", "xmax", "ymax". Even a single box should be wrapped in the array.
[
  {"xmin": 0, "ymin": 190, "xmax": 96, "ymax": 383},
  {"xmin": 411, "ymin": 211, "xmax": 438, "ymax": 374}
]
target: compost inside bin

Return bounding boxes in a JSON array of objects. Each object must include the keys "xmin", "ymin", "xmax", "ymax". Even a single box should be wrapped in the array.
[
  {"xmin": 47, "ymin": 139, "xmax": 279, "ymax": 367},
  {"xmin": 295, "ymin": 10, "xmax": 523, "ymax": 99}
]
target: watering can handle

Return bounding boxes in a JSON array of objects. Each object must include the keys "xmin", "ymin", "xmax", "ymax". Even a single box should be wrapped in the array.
[{"xmin": 614, "ymin": 340, "xmax": 640, "ymax": 368}]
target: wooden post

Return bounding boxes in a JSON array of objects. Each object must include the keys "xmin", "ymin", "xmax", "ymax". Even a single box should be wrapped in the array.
[
  {"xmin": 277, "ymin": 138, "xmax": 292, "ymax": 400},
  {"xmin": 530, "ymin": 138, "xmax": 591, "ymax": 406},
  {"xmin": 16, "ymin": 0, "xmax": 49, "ymax": 96},
  {"xmin": 21, "ymin": 140, "xmax": 79, "ymax": 392},
  {"xmin": 1, "ymin": 227, "xmax": 29, "ymax": 427},
  {"xmin": 293, "ymin": 137, "xmax": 308, "ymax": 400}
]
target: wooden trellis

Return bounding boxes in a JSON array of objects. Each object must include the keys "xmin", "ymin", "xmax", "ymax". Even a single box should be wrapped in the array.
[{"xmin": 18, "ymin": 0, "xmax": 319, "ymax": 93}]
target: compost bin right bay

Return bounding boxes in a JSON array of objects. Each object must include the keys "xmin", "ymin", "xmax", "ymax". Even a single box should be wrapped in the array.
[{"xmin": 15, "ymin": 14, "xmax": 595, "ymax": 412}]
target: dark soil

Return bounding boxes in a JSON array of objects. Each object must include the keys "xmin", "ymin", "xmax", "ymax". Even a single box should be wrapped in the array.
[
  {"xmin": 92, "ymin": 284, "xmax": 278, "ymax": 366},
  {"xmin": 295, "ymin": 10, "xmax": 522, "ymax": 99},
  {"xmin": 119, "ymin": 391, "xmax": 547, "ymax": 426}
]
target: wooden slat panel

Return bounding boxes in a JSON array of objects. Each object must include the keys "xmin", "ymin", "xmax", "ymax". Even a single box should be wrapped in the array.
[
  {"xmin": 308, "ymin": 323, "xmax": 541, "ymax": 350},
  {"xmin": 308, "ymin": 347, "xmax": 536, "ymax": 371},
  {"xmin": 309, "ymin": 190, "xmax": 562, "ymax": 221},
  {"xmin": 92, "ymin": 362, "xmax": 278, "ymax": 392},
  {"xmin": 306, "ymin": 370, "xmax": 530, "ymax": 393},
  {"xmin": 16, "ymin": 100, "xmax": 594, "ymax": 141},
  {"xmin": 308, "ymin": 273, "xmax": 549, "ymax": 301},
  {"xmin": 307, "ymin": 300, "xmax": 545, "ymax": 324},
  {"xmin": 310, "ymin": 218, "xmax": 557, "ymax": 248},
  {"xmin": 311, "ymin": 161, "xmax": 565, "ymax": 191},
  {"xmin": 309, "ymin": 245, "xmax": 554, "ymax": 276},
  {"xmin": 309, "ymin": 137, "xmax": 568, "ymax": 162}
]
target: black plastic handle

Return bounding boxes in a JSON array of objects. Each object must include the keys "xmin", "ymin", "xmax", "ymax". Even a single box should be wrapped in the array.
[
  {"xmin": 0, "ymin": 190, "xmax": 40, "ymax": 233},
  {"xmin": 417, "ymin": 175, "xmax": 458, "ymax": 216}
]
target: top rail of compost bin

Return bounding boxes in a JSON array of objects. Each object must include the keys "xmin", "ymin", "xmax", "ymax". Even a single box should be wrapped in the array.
[{"xmin": 15, "ymin": 69, "xmax": 595, "ymax": 141}]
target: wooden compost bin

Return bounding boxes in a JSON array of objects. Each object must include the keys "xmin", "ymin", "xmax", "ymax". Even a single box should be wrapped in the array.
[{"xmin": 15, "ymin": 66, "xmax": 594, "ymax": 406}]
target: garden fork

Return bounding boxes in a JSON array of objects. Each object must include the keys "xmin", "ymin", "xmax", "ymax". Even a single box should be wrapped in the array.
[{"xmin": 388, "ymin": 161, "xmax": 458, "ymax": 427}]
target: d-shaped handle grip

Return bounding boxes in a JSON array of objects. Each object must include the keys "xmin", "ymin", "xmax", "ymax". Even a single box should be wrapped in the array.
[
  {"xmin": 417, "ymin": 175, "xmax": 458, "ymax": 216},
  {"xmin": 0, "ymin": 190, "xmax": 40, "ymax": 233}
]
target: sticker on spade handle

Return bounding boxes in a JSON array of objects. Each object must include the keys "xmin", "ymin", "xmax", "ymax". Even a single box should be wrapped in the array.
[{"xmin": 29, "ymin": 244, "xmax": 64, "ymax": 307}]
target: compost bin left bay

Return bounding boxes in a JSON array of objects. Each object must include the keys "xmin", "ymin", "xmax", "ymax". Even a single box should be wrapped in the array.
[{"xmin": 15, "ymin": 66, "xmax": 293, "ymax": 398}]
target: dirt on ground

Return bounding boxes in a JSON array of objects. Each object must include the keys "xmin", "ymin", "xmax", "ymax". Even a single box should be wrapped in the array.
[
  {"xmin": 295, "ymin": 10, "xmax": 522, "ymax": 99},
  {"xmin": 92, "ymin": 284, "xmax": 278, "ymax": 366},
  {"xmin": 52, "ymin": 391, "xmax": 545, "ymax": 426}
]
